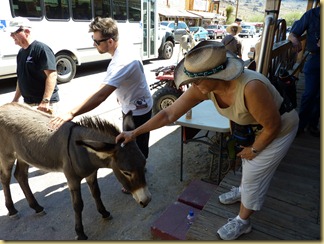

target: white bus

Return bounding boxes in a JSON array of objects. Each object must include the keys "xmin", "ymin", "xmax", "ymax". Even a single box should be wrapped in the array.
[{"xmin": 0, "ymin": 0, "xmax": 167, "ymax": 83}]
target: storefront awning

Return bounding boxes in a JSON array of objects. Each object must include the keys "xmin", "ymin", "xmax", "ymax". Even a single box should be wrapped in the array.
[
  {"xmin": 187, "ymin": 10, "xmax": 215, "ymax": 19},
  {"xmin": 187, "ymin": 10, "xmax": 226, "ymax": 20},
  {"xmin": 159, "ymin": 9, "xmax": 199, "ymax": 19}
]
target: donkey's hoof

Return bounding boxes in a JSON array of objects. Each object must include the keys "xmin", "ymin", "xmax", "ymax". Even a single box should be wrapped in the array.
[
  {"xmin": 8, "ymin": 212, "xmax": 20, "ymax": 220},
  {"xmin": 36, "ymin": 209, "xmax": 47, "ymax": 216},
  {"xmin": 103, "ymin": 213, "xmax": 113, "ymax": 220},
  {"xmin": 75, "ymin": 234, "xmax": 88, "ymax": 240}
]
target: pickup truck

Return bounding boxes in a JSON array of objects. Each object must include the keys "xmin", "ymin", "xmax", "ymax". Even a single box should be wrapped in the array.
[
  {"xmin": 158, "ymin": 26, "xmax": 175, "ymax": 59},
  {"xmin": 206, "ymin": 24, "xmax": 226, "ymax": 39}
]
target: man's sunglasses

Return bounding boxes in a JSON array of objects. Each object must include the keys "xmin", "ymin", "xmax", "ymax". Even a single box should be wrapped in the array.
[
  {"xmin": 92, "ymin": 35, "xmax": 110, "ymax": 46},
  {"xmin": 11, "ymin": 27, "xmax": 24, "ymax": 35}
]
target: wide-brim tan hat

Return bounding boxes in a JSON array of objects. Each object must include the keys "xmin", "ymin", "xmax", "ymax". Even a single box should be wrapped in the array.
[
  {"xmin": 226, "ymin": 23, "xmax": 242, "ymax": 34},
  {"xmin": 174, "ymin": 40, "xmax": 244, "ymax": 88}
]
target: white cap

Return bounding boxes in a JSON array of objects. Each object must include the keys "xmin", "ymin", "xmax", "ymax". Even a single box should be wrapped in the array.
[{"xmin": 5, "ymin": 17, "xmax": 32, "ymax": 33}]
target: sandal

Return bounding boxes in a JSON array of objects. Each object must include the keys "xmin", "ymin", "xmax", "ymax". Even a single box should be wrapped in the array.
[{"xmin": 121, "ymin": 187, "xmax": 130, "ymax": 194}]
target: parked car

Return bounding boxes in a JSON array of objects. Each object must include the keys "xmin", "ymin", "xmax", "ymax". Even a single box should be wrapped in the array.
[
  {"xmin": 158, "ymin": 26, "xmax": 175, "ymax": 59},
  {"xmin": 160, "ymin": 21, "xmax": 189, "ymax": 43},
  {"xmin": 239, "ymin": 25, "xmax": 257, "ymax": 38},
  {"xmin": 206, "ymin": 24, "xmax": 226, "ymax": 39},
  {"xmin": 223, "ymin": 25, "xmax": 229, "ymax": 34},
  {"xmin": 257, "ymin": 28, "xmax": 263, "ymax": 37},
  {"xmin": 189, "ymin": 26, "xmax": 208, "ymax": 41}
]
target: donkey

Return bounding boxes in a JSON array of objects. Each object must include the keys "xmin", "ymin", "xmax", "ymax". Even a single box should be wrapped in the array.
[
  {"xmin": 177, "ymin": 30, "xmax": 196, "ymax": 63},
  {"xmin": 0, "ymin": 102, "xmax": 151, "ymax": 240},
  {"xmin": 180, "ymin": 31, "xmax": 196, "ymax": 55}
]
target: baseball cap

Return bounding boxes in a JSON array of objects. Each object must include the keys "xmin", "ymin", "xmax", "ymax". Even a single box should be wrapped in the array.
[{"xmin": 5, "ymin": 17, "xmax": 32, "ymax": 33}]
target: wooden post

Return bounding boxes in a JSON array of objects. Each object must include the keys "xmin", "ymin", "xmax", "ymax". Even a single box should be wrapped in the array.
[
  {"xmin": 257, "ymin": 0, "xmax": 281, "ymax": 77},
  {"xmin": 235, "ymin": 0, "xmax": 239, "ymax": 19}
]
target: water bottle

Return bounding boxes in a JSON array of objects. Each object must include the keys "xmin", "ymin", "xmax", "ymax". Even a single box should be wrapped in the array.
[{"xmin": 186, "ymin": 210, "xmax": 195, "ymax": 226}]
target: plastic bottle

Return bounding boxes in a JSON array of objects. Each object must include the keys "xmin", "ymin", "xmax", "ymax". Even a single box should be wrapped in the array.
[
  {"xmin": 186, "ymin": 210, "xmax": 195, "ymax": 227},
  {"xmin": 185, "ymin": 109, "xmax": 192, "ymax": 119}
]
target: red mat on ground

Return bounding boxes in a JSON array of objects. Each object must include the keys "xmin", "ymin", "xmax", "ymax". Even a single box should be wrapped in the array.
[
  {"xmin": 151, "ymin": 201, "xmax": 201, "ymax": 240},
  {"xmin": 177, "ymin": 179, "xmax": 217, "ymax": 210},
  {"xmin": 151, "ymin": 180, "xmax": 217, "ymax": 240}
]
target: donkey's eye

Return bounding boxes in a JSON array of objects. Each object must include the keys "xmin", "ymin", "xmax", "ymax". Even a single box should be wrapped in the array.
[{"xmin": 122, "ymin": 171, "xmax": 132, "ymax": 177}]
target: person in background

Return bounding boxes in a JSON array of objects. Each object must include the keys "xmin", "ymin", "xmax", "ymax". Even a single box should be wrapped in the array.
[
  {"xmin": 49, "ymin": 17, "xmax": 153, "ymax": 193},
  {"xmin": 222, "ymin": 23, "xmax": 243, "ymax": 59},
  {"xmin": 235, "ymin": 18, "xmax": 242, "ymax": 26},
  {"xmin": 288, "ymin": 6, "xmax": 320, "ymax": 137},
  {"xmin": 6, "ymin": 17, "xmax": 59, "ymax": 114},
  {"xmin": 115, "ymin": 41, "xmax": 298, "ymax": 240}
]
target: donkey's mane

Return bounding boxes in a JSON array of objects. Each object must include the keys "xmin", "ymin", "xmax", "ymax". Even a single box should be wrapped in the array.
[{"xmin": 76, "ymin": 116, "xmax": 120, "ymax": 137}]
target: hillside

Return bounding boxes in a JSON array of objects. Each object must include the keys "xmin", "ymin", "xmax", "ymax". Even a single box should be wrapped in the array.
[{"xmin": 219, "ymin": 0, "xmax": 308, "ymax": 23}]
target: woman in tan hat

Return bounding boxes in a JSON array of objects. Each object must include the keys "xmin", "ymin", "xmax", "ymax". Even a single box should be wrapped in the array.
[
  {"xmin": 116, "ymin": 41, "xmax": 298, "ymax": 240},
  {"xmin": 222, "ymin": 23, "xmax": 243, "ymax": 58}
]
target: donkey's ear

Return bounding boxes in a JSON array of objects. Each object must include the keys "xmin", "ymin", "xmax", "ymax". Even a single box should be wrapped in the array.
[
  {"xmin": 122, "ymin": 110, "xmax": 135, "ymax": 131},
  {"xmin": 76, "ymin": 140, "xmax": 116, "ymax": 159}
]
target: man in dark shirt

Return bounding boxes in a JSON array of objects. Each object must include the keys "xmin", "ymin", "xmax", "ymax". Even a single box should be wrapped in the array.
[
  {"xmin": 288, "ymin": 6, "xmax": 320, "ymax": 137},
  {"xmin": 235, "ymin": 18, "xmax": 242, "ymax": 26},
  {"xmin": 6, "ymin": 17, "xmax": 59, "ymax": 114}
]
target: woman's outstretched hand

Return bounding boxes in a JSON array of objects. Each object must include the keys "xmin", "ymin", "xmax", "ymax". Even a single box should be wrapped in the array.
[{"xmin": 116, "ymin": 130, "xmax": 135, "ymax": 147}]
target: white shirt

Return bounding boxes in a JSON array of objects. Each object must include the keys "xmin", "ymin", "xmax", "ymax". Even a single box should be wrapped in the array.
[{"xmin": 102, "ymin": 45, "xmax": 153, "ymax": 116}]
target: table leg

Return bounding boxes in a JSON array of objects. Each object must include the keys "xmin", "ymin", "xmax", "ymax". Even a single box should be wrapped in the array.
[
  {"xmin": 216, "ymin": 133, "xmax": 224, "ymax": 185},
  {"xmin": 205, "ymin": 132, "xmax": 224, "ymax": 185},
  {"xmin": 180, "ymin": 126, "xmax": 184, "ymax": 181}
]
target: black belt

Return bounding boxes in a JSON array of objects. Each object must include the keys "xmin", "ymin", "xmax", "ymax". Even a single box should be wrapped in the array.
[{"xmin": 279, "ymin": 101, "xmax": 294, "ymax": 115}]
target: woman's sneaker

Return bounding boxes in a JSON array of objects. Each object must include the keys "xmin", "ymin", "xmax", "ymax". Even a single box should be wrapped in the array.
[
  {"xmin": 217, "ymin": 218, "xmax": 252, "ymax": 240},
  {"xmin": 219, "ymin": 186, "xmax": 241, "ymax": 204}
]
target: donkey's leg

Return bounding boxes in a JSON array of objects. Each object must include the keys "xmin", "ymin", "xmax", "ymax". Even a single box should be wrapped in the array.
[
  {"xmin": 0, "ymin": 160, "xmax": 18, "ymax": 216},
  {"xmin": 85, "ymin": 171, "xmax": 111, "ymax": 219},
  {"xmin": 14, "ymin": 161, "xmax": 45, "ymax": 214},
  {"xmin": 67, "ymin": 178, "xmax": 88, "ymax": 240}
]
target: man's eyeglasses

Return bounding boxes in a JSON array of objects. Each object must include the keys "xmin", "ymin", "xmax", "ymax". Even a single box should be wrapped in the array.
[
  {"xmin": 11, "ymin": 28, "xmax": 24, "ymax": 35},
  {"xmin": 92, "ymin": 35, "xmax": 110, "ymax": 46}
]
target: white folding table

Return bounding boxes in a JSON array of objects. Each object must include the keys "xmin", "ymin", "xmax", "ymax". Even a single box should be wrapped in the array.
[{"xmin": 174, "ymin": 100, "xmax": 231, "ymax": 185}]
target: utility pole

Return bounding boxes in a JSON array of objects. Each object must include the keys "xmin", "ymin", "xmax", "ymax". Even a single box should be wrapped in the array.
[{"xmin": 235, "ymin": 0, "xmax": 239, "ymax": 18}]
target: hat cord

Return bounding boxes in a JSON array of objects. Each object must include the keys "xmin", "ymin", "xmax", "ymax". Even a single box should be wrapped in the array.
[{"xmin": 183, "ymin": 61, "xmax": 227, "ymax": 78}]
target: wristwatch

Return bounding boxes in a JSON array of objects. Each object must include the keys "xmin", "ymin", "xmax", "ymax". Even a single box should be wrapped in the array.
[
  {"xmin": 251, "ymin": 147, "xmax": 259, "ymax": 154},
  {"xmin": 42, "ymin": 98, "xmax": 50, "ymax": 103}
]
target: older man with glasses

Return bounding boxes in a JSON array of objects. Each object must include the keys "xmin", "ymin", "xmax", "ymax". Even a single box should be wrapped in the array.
[
  {"xmin": 50, "ymin": 17, "xmax": 153, "ymax": 194},
  {"xmin": 6, "ymin": 17, "xmax": 60, "ymax": 115}
]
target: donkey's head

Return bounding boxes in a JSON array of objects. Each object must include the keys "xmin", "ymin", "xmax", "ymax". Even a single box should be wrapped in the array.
[
  {"xmin": 180, "ymin": 31, "xmax": 196, "ymax": 55},
  {"xmin": 76, "ymin": 114, "xmax": 151, "ymax": 207}
]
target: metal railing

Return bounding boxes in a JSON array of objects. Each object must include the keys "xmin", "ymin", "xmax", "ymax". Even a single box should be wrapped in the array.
[{"xmin": 257, "ymin": 16, "xmax": 307, "ymax": 80}]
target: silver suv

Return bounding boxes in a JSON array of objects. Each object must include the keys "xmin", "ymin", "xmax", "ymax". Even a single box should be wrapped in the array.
[
  {"xmin": 239, "ymin": 25, "xmax": 256, "ymax": 38},
  {"xmin": 160, "ymin": 21, "xmax": 189, "ymax": 43}
]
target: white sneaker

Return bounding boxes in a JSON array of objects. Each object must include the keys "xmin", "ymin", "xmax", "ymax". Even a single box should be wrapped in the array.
[
  {"xmin": 217, "ymin": 217, "xmax": 252, "ymax": 240},
  {"xmin": 219, "ymin": 186, "xmax": 241, "ymax": 204}
]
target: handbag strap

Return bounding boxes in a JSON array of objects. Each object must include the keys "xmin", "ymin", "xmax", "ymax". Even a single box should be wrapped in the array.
[{"xmin": 224, "ymin": 36, "xmax": 235, "ymax": 47}]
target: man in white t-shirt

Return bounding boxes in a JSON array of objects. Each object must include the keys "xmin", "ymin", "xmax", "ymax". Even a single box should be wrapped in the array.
[{"xmin": 50, "ymin": 17, "xmax": 153, "ymax": 191}]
